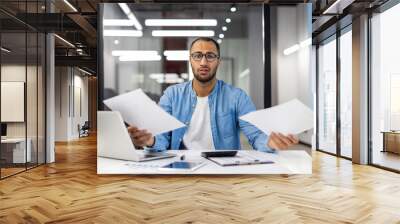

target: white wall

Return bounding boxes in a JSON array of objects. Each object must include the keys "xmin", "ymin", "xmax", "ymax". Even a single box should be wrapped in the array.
[
  {"xmin": 270, "ymin": 4, "xmax": 313, "ymax": 144},
  {"xmin": 248, "ymin": 6, "xmax": 265, "ymax": 110},
  {"xmin": 1, "ymin": 65, "xmax": 40, "ymax": 138},
  {"xmin": 55, "ymin": 67, "xmax": 89, "ymax": 141},
  {"xmin": 1, "ymin": 64, "xmax": 47, "ymax": 162}
]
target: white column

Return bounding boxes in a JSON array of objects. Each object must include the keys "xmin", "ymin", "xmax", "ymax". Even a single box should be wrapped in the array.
[
  {"xmin": 46, "ymin": 32, "xmax": 55, "ymax": 163},
  {"xmin": 352, "ymin": 14, "xmax": 369, "ymax": 164}
]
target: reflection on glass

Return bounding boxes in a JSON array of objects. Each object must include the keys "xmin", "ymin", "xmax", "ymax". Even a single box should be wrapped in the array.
[
  {"xmin": 371, "ymin": 3, "xmax": 400, "ymax": 171},
  {"xmin": 1, "ymin": 31, "xmax": 28, "ymax": 177},
  {"xmin": 38, "ymin": 32, "xmax": 46, "ymax": 165},
  {"xmin": 101, "ymin": 3, "xmax": 263, "ymax": 106},
  {"xmin": 318, "ymin": 37, "xmax": 337, "ymax": 154},
  {"xmin": 340, "ymin": 29, "xmax": 352, "ymax": 158},
  {"xmin": 0, "ymin": 0, "xmax": 47, "ymax": 178},
  {"xmin": 27, "ymin": 31, "xmax": 38, "ymax": 169}
]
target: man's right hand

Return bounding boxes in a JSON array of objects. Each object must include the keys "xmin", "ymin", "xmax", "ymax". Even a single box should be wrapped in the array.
[{"xmin": 127, "ymin": 126, "xmax": 155, "ymax": 148}]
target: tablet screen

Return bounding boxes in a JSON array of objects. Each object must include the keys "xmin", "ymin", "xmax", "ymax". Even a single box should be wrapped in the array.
[{"xmin": 162, "ymin": 161, "xmax": 199, "ymax": 169}]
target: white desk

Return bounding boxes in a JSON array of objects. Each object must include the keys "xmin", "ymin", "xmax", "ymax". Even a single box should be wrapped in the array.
[
  {"xmin": 97, "ymin": 150, "xmax": 311, "ymax": 175},
  {"xmin": 1, "ymin": 138, "xmax": 31, "ymax": 163}
]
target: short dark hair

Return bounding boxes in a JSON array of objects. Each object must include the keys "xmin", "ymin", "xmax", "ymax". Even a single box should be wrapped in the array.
[{"xmin": 189, "ymin": 37, "xmax": 220, "ymax": 56}]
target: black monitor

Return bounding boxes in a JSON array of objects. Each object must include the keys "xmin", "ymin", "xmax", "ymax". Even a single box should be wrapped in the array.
[{"xmin": 1, "ymin": 123, "xmax": 7, "ymax": 137}]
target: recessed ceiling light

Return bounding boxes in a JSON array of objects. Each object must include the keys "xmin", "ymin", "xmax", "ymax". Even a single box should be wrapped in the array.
[
  {"xmin": 225, "ymin": 18, "xmax": 231, "ymax": 23},
  {"xmin": 222, "ymin": 26, "xmax": 227, "ymax": 31},
  {"xmin": 114, "ymin": 40, "xmax": 119, "ymax": 45},
  {"xmin": 103, "ymin": 30, "xmax": 143, "ymax": 37},
  {"xmin": 299, "ymin": 38, "xmax": 312, "ymax": 48},
  {"xmin": 145, "ymin": 19, "xmax": 217, "ymax": 27},
  {"xmin": 219, "ymin": 34, "xmax": 224, "ymax": 39},
  {"xmin": 322, "ymin": 0, "xmax": 348, "ymax": 14},
  {"xmin": 78, "ymin": 67, "xmax": 92, "ymax": 76},
  {"xmin": 1, "ymin": 47, "xmax": 11, "ymax": 53},
  {"xmin": 152, "ymin": 30, "xmax": 214, "ymax": 37},
  {"xmin": 230, "ymin": 6, "xmax": 237, "ymax": 12},
  {"xmin": 164, "ymin": 50, "xmax": 189, "ymax": 61},
  {"xmin": 63, "ymin": 0, "xmax": 78, "ymax": 12},
  {"xmin": 283, "ymin": 44, "xmax": 300, "ymax": 56},
  {"xmin": 111, "ymin": 50, "xmax": 158, "ymax": 57},
  {"xmin": 217, "ymin": 39, "xmax": 222, "ymax": 44},
  {"xmin": 54, "ymin": 34, "xmax": 75, "ymax": 48},
  {"xmin": 117, "ymin": 3, "xmax": 142, "ymax": 30}
]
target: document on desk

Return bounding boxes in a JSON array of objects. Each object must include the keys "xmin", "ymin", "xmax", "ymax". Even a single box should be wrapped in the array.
[
  {"xmin": 239, "ymin": 99, "xmax": 313, "ymax": 135},
  {"xmin": 103, "ymin": 89, "xmax": 185, "ymax": 135},
  {"xmin": 207, "ymin": 151, "xmax": 274, "ymax": 166}
]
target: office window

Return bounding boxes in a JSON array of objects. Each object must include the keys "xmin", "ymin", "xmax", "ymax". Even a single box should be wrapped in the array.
[
  {"xmin": 371, "ymin": 2, "xmax": 400, "ymax": 171},
  {"xmin": 339, "ymin": 28, "xmax": 352, "ymax": 158},
  {"xmin": 318, "ymin": 36, "xmax": 337, "ymax": 154}
]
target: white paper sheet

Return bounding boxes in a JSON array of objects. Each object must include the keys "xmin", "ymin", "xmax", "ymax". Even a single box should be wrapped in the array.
[
  {"xmin": 239, "ymin": 99, "xmax": 313, "ymax": 135},
  {"xmin": 103, "ymin": 89, "xmax": 185, "ymax": 136}
]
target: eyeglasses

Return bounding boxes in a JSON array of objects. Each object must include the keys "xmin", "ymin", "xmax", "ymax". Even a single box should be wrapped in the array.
[{"xmin": 190, "ymin": 52, "xmax": 219, "ymax": 62}]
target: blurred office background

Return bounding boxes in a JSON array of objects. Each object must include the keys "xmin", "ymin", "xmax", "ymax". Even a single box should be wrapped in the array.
[{"xmin": 99, "ymin": 3, "xmax": 313, "ymax": 147}]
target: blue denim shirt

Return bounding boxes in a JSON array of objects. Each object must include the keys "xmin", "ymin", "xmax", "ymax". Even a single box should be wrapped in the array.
[{"xmin": 151, "ymin": 79, "xmax": 275, "ymax": 153}]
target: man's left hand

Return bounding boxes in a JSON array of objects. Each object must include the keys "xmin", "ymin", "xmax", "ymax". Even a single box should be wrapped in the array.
[{"xmin": 267, "ymin": 132, "xmax": 299, "ymax": 150}]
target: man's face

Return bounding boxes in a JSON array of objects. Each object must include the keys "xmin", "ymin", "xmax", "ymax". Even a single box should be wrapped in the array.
[{"xmin": 189, "ymin": 41, "xmax": 220, "ymax": 83}]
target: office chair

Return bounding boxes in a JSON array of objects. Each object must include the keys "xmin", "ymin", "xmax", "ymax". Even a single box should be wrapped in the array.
[{"xmin": 79, "ymin": 121, "xmax": 90, "ymax": 138}]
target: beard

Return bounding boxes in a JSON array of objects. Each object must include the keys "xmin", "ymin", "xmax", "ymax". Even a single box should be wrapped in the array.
[
  {"xmin": 191, "ymin": 65, "xmax": 217, "ymax": 83},
  {"xmin": 194, "ymin": 71, "xmax": 216, "ymax": 83}
]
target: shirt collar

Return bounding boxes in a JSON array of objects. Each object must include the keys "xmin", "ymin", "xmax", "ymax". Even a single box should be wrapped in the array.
[{"xmin": 189, "ymin": 79, "xmax": 219, "ymax": 100}]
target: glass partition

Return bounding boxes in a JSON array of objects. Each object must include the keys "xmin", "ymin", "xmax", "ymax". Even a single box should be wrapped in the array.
[
  {"xmin": 339, "ymin": 28, "xmax": 352, "ymax": 158},
  {"xmin": 0, "ymin": 1, "xmax": 46, "ymax": 179},
  {"xmin": 317, "ymin": 35, "xmax": 337, "ymax": 155},
  {"xmin": 1, "ymin": 30, "xmax": 28, "ymax": 177}
]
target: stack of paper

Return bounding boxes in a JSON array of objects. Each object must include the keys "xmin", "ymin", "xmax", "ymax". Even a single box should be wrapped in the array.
[
  {"xmin": 103, "ymin": 89, "xmax": 185, "ymax": 135},
  {"xmin": 207, "ymin": 151, "xmax": 274, "ymax": 166},
  {"xmin": 239, "ymin": 99, "xmax": 313, "ymax": 135}
]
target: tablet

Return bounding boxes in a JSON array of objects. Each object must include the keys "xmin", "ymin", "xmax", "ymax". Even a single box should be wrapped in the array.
[{"xmin": 159, "ymin": 161, "xmax": 204, "ymax": 171}]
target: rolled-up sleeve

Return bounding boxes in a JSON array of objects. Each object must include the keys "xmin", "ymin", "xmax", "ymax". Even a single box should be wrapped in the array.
[
  {"xmin": 147, "ymin": 88, "xmax": 173, "ymax": 152},
  {"xmin": 237, "ymin": 90, "xmax": 275, "ymax": 153}
]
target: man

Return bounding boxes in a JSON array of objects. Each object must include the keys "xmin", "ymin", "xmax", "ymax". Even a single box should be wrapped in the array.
[{"xmin": 128, "ymin": 37, "xmax": 298, "ymax": 152}]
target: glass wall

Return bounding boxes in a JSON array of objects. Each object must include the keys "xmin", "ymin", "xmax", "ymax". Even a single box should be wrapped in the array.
[
  {"xmin": 317, "ymin": 35, "xmax": 337, "ymax": 154},
  {"xmin": 339, "ymin": 28, "xmax": 352, "ymax": 158},
  {"xmin": 316, "ymin": 24, "xmax": 353, "ymax": 159},
  {"xmin": 0, "ymin": 1, "xmax": 46, "ymax": 179},
  {"xmin": 370, "ymin": 2, "xmax": 400, "ymax": 171}
]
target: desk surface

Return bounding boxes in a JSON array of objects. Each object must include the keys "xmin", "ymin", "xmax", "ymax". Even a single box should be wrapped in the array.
[{"xmin": 97, "ymin": 150, "xmax": 311, "ymax": 175}]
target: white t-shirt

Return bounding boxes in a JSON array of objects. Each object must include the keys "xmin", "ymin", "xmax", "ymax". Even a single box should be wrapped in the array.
[{"xmin": 182, "ymin": 96, "xmax": 215, "ymax": 150}]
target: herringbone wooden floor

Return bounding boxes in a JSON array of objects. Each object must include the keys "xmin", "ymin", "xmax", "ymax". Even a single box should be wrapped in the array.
[{"xmin": 1, "ymin": 134, "xmax": 400, "ymax": 224}]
